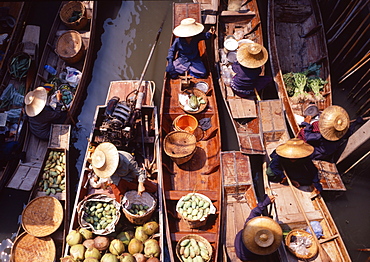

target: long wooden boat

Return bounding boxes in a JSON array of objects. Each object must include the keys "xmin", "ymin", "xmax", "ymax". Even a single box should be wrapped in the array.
[
  {"xmin": 10, "ymin": 124, "xmax": 71, "ymax": 261},
  {"xmin": 214, "ymin": 0, "xmax": 266, "ymax": 155},
  {"xmin": 64, "ymin": 80, "xmax": 164, "ymax": 261},
  {"xmin": 267, "ymin": 0, "xmax": 332, "ymax": 135},
  {"xmin": 160, "ymin": 3, "xmax": 222, "ymax": 261},
  {"xmin": 33, "ymin": 0, "xmax": 96, "ymax": 124}
]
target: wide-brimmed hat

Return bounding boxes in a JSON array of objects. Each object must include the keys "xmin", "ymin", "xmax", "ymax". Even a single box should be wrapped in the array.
[
  {"xmin": 91, "ymin": 142, "xmax": 119, "ymax": 178},
  {"xmin": 319, "ymin": 105, "xmax": 349, "ymax": 141},
  {"xmin": 173, "ymin": 18, "xmax": 204, "ymax": 38},
  {"xmin": 276, "ymin": 138, "xmax": 314, "ymax": 159},
  {"xmin": 242, "ymin": 216, "xmax": 282, "ymax": 255},
  {"xmin": 237, "ymin": 42, "xmax": 268, "ymax": 68},
  {"xmin": 24, "ymin": 87, "xmax": 47, "ymax": 117}
]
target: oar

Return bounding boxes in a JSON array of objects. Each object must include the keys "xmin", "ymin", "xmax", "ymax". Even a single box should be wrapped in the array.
[{"xmin": 283, "ymin": 171, "xmax": 333, "ymax": 261}]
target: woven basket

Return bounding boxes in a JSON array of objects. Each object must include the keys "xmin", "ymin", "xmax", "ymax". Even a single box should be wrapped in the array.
[
  {"xmin": 176, "ymin": 193, "xmax": 216, "ymax": 229},
  {"xmin": 21, "ymin": 196, "xmax": 64, "ymax": 237},
  {"xmin": 179, "ymin": 88, "xmax": 208, "ymax": 114},
  {"xmin": 59, "ymin": 1, "xmax": 88, "ymax": 30},
  {"xmin": 77, "ymin": 193, "xmax": 121, "ymax": 235},
  {"xmin": 176, "ymin": 234, "xmax": 212, "ymax": 262},
  {"xmin": 163, "ymin": 131, "xmax": 197, "ymax": 165},
  {"xmin": 11, "ymin": 232, "xmax": 56, "ymax": 262},
  {"xmin": 121, "ymin": 191, "xmax": 157, "ymax": 225},
  {"xmin": 55, "ymin": 30, "xmax": 85, "ymax": 64},
  {"xmin": 285, "ymin": 229, "xmax": 318, "ymax": 259}
]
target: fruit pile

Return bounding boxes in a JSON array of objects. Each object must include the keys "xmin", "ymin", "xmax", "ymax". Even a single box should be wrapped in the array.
[{"xmin": 38, "ymin": 150, "xmax": 66, "ymax": 195}]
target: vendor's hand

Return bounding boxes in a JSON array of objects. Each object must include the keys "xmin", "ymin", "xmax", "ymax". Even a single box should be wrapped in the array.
[
  {"xmin": 209, "ymin": 26, "xmax": 215, "ymax": 35},
  {"xmin": 268, "ymin": 195, "xmax": 276, "ymax": 203},
  {"xmin": 304, "ymin": 115, "xmax": 312, "ymax": 123},
  {"xmin": 137, "ymin": 182, "xmax": 145, "ymax": 196},
  {"xmin": 292, "ymin": 180, "xmax": 301, "ymax": 188},
  {"xmin": 56, "ymin": 90, "xmax": 62, "ymax": 101}
]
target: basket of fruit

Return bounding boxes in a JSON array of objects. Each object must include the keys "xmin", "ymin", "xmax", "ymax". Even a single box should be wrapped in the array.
[
  {"xmin": 77, "ymin": 193, "xmax": 121, "ymax": 235},
  {"xmin": 121, "ymin": 190, "xmax": 157, "ymax": 225},
  {"xmin": 178, "ymin": 88, "xmax": 208, "ymax": 114},
  {"xmin": 176, "ymin": 234, "xmax": 212, "ymax": 262},
  {"xmin": 176, "ymin": 193, "xmax": 216, "ymax": 229}
]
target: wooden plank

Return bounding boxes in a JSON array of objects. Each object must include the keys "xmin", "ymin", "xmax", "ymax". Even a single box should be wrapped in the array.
[
  {"xmin": 313, "ymin": 160, "xmax": 346, "ymax": 191},
  {"xmin": 7, "ymin": 165, "xmax": 39, "ymax": 190},
  {"xmin": 48, "ymin": 124, "xmax": 71, "ymax": 149},
  {"xmin": 228, "ymin": 98, "xmax": 257, "ymax": 118},
  {"xmin": 221, "ymin": 10, "xmax": 256, "ymax": 16}
]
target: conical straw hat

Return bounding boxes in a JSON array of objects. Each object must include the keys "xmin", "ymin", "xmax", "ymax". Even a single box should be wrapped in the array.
[
  {"xmin": 319, "ymin": 105, "xmax": 349, "ymax": 141},
  {"xmin": 24, "ymin": 87, "xmax": 47, "ymax": 117},
  {"xmin": 242, "ymin": 216, "xmax": 282, "ymax": 255},
  {"xmin": 276, "ymin": 138, "xmax": 314, "ymax": 159},
  {"xmin": 91, "ymin": 142, "xmax": 119, "ymax": 178},
  {"xmin": 236, "ymin": 42, "xmax": 268, "ymax": 68},
  {"xmin": 173, "ymin": 18, "xmax": 204, "ymax": 37}
]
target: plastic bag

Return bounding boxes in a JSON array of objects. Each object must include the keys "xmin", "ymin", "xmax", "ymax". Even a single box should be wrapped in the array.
[
  {"xmin": 306, "ymin": 221, "xmax": 323, "ymax": 239},
  {"xmin": 65, "ymin": 66, "xmax": 82, "ymax": 87}
]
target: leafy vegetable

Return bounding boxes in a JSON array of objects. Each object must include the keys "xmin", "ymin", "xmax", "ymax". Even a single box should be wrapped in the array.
[{"xmin": 307, "ymin": 77, "xmax": 327, "ymax": 101}]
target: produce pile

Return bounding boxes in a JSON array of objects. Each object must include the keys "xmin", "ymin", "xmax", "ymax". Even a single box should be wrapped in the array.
[
  {"xmin": 177, "ymin": 237, "xmax": 211, "ymax": 262},
  {"xmin": 127, "ymin": 203, "xmax": 150, "ymax": 216},
  {"xmin": 62, "ymin": 221, "xmax": 160, "ymax": 262},
  {"xmin": 176, "ymin": 193, "xmax": 215, "ymax": 222},
  {"xmin": 38, "ymin": 150, "xmax": 66, "ymax": 195},
  {"xmin": 82, "ymin": 201, "xmax": 118, "ymax": 231},
  {"xmin": 178, "ymin": 93, "xmax": 206, "ymax": 112},
  {"xmin": 283, "ymin": 63, "xmax": 328, "ymax": 103}
]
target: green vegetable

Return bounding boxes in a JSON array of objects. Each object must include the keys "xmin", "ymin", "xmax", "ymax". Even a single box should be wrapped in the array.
[{"xmin": 307, "ymin": 77, "xmax": 327, "ymax": 101}]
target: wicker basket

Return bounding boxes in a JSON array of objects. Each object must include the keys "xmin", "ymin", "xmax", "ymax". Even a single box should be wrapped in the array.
[
  {"xmin": 59, "ymin": 1, "xmax": 88, "ymax": 30},
  {"xmin": 11, "ymin": 232, "xmax": 56, "ymax": 262},
  {"xmin": 21, "ymin": 196, "xmax": 64, "ymax": 237},
  {"xmin": 179, "ymin": 88, "xmax": 208, "ymax": 114},
  {"xmin": 121, "ymin": 191, "xmax": 157, "ymax": 225},
  {"xmin": 55, "ymin": 30, "xmax": 85, "ymax": 64},
  {"xmin": 285, "ymin": 229, "xmax": 318, "ymax": 259},
  {"xmin": 163, "ymin": 131, "xmax": 197, "ymax": 165},
  {"xmin": 176, "ymin": 234, "xmax": 212, "ymax": 262},
  {"xmin": 77, "ymin": 193, "xmax": 121, "ymax": 235}
]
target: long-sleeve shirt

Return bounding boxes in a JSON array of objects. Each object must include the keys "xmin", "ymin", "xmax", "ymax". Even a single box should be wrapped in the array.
[
  {"xmin": 110, "ymin": 151, "xmax": 146, "ymax": 185},
  {"xmin": 269, "ymin": 150, "xmax": 323, "ymax": 192},
  {"xmin": 235, "ymin": 195, "xmax": 272, "ymax": 261}
]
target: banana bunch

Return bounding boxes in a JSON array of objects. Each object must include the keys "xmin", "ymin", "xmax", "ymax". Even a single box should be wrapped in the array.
[
  {"xmin": 179, "ymin": 237, "xmax": 210, "ymax": 262},
  {"xmin": 38, "ymin": 150, "xmax": 66, "ymax": 195}
]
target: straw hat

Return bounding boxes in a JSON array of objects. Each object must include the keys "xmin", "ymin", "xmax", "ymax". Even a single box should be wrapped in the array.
[
  {"xmin": 319, "ymin": 105, "xmax": 349, "ymax": 141},
  {"xmin": 24, "ymin": 87, "xmax": 47, "ymax": 117},
  {"xmin": 91, "ymin": 142, "xmax": 119, "ymax": 178},
  {"xmin": 242, "ymin": 216, "xmax": 282, "ymax": 255},
  {"xmin": 237, "ymin": 42, "xmax": 268, "ymax": 68},
  {"xmin": 276, "ymin": 138, "xmax": 314, "ymax": 159},
  {"xmin": 173, "ymin": 18, "xmax": 204, "ymax": 38}
]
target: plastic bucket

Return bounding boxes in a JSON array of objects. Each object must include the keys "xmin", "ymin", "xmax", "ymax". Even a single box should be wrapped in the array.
[{"xmin": 173, "ymin": 114, "xmax": 198, "ymax": 134}]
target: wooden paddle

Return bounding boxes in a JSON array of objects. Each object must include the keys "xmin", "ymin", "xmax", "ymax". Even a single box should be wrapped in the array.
[{"xmin": 283, "ymin": 170, "xmax": 333, "ymax": 261}]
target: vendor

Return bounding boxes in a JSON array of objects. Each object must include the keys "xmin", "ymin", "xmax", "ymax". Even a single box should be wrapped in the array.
[
  {"xmin": 267, "ymin": 138, "xmax": 323, "ymax": 193},
  {"xmin": 166, "ymin": 18, "xmax": 215, "ymax": 79},
  {"xmin": 25, "ymin": 87, "xmax": 67, "ymax": 140},
  {"xmin": 230, "ymin": 42, "xmax": 272, "ymax": 98},
  {"xmin": 91, "ymin": 142, "xmax": 157, "ymax": 202},
  {"xmin": 235, "ymin": 194, "xmax": 282, "ymax": 261}
]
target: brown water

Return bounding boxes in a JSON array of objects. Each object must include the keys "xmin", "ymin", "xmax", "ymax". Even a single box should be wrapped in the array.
[{"xmin": 0, "ymin": 1, "xmax": 368, "ymax": 262}]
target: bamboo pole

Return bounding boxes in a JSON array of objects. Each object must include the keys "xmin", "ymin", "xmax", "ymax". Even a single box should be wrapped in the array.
[
  {"xmin": 338, "ymin": 52, "xmax": 370, "ymax": 84},
  {"xmin": 326, "ymin": 0, "xmax": 347, "ymax": 28},
  {"xmin": 357, "ymin": 98, "xmax": 370, "ymax": 114},
  {"xmin": 353, "ymin": 79, "xmax": 370, "ymax": 102},
  {"xmin": 348, "ymin": 70, "xmax": 368, "ymax": 95},
  {"xmin": 347, "ymin": 38, "xmax": 370, "ymax": 70},
  {"xmin": 342, "ymin": 150, "xmax": 370, "ymax": 175},
  {"xmin": 326, "ymin": 0, "xmax": 359, "ymax": 36}
]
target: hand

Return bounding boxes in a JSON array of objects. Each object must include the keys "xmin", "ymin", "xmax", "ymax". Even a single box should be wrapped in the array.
[
  {"xmin": 56, "ymin": 90, "xmax": 62, "ymax": 101},
  {"xmin": 268, "ymin": 195, "xmax": 276, "ymax": 203},
  {"xmin": 137, "ymin": 182, "xmax": 145, "ymax": 196},
  {"xmin": 304, "ymin": 115, "xmax": 312, "ymax": 123},
  {"xmin": 209, "ymin": 26, "xmax": 215, "ymax": 35},
  {"xmin": 292, "ymin": 180, "xmax": 301, "ymax": 188}
]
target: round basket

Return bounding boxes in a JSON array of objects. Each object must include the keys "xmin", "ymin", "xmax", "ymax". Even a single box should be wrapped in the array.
[
  {"xmin": 179, "ymin": 88, "xmax": 208, "ymax": 114},
  {"xmin": 176, "ymin": 234, "xmax": 213, "ymax": 262},
  {"xmin": 8, "ymin": 52, "xmax": 31, "ymax": 79},
  {"xmin": 59, "ymin": 1, "xmax": 88, "ymax": 30},
  {"xmin": 285, "ymin": 229, "xmax": 318, "ymax": 259},
  {"xmin": 21, "ymin": 196, "xmax": 64, "ymax": 237},
  {"xmin": 11, "ymin": 232, "xmax": 56, "ymax": 262},
  {"xmin": 173, "ymin": 114, "xmax": 198, "ymax": 134},
  {"xmin": 77, "ymin": 193, "xmax": 121, "ymax": 235},
  {"xmin": 163, "ymin": 131, "xmax": 197, "ymax": 165},
  {"xmin": 176, "ymin": 193, "xmax": 216, "ymax": 229},
  {"xmin": 55, "ymin": 30, "xmax": 85, "ymax": 64},
  {"xmin": 121, "ymin": 191, "xmax": 157, "ymax": 225}
]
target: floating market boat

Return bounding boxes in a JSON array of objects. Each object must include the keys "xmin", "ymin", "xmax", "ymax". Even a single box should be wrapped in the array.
[
  {"xmin": 160, "ymin": 3, "xmax": 222, "ymax": 261},
  {"xmin": 64, "ymin": 80, "xmax": 163, "ymax": 261},
  {"xmin": 33, "ymin": 0, "xmax": 96, "ymax": 124},
  {"xmin": 267, "ymin": 0, "xmax": 332, "ymax": 136},
  {"xmin": 214, "ymin": 0, "xmax": 266, "ymax": 155}
]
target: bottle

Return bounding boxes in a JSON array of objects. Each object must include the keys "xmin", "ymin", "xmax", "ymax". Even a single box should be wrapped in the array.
[{"xmin": 44, "ymin": 65, "xmax": 57, "ymax": 76}]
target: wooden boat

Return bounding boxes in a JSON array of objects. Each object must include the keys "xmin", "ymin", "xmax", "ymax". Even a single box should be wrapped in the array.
[
  {"xmin": 64, "ymin": 80, "xmax": 163, "ymax": 261},
  {"xmin": 214, "ymin": 0, "xmax": 266, "ymax": 155},
  {"xmin": 267, "ymin": 0, "xmax": 332, "ymax": 136},
  {"xmin": 33, "ymin": 1, "xmax": 96, "ymax": 124},
  {"xmin": 160, "ymin": 3, "xmax": 222, "ymax": 261},
  {"xmin": 10, "ymin": 123, "xmax": 71, "ymax": 260}
]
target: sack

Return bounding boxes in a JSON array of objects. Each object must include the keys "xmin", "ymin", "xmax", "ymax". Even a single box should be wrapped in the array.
[{"xmin": 65, "ymin": 66, "xmax": 82, "ymax": 87}]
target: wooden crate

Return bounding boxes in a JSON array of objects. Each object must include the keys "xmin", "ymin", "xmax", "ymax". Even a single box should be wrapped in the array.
[
  {"xmin": 48, "ymin": 124, "xmax": 70, "ymax": 149},
  {"xmin": 258, "ymin": 99, "xmax": 287, "ymax": 142}
]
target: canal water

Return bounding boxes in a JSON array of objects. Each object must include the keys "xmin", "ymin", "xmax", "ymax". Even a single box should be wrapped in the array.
[{"xmin": 0, "ymin": 1, "xmax": 368, "ymax": 262}]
